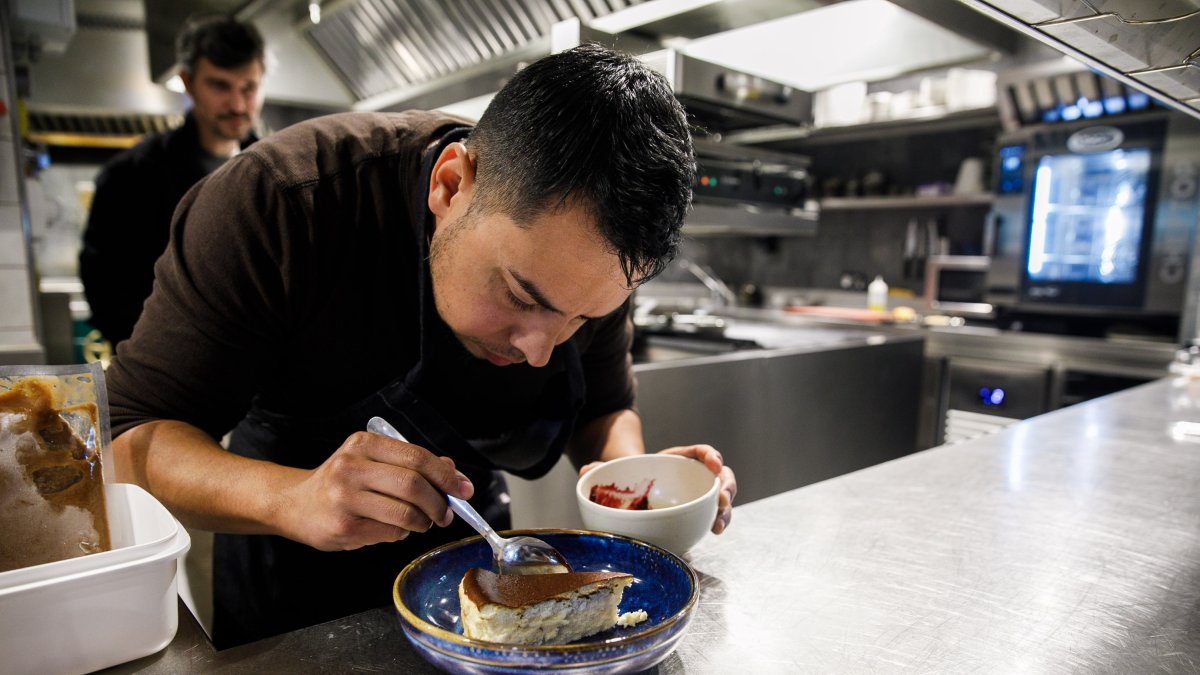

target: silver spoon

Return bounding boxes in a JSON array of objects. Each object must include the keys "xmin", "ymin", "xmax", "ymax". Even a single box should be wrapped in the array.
[{"xmin": 366, "ymin": 416, "xmax": 571, "ymax": 575}]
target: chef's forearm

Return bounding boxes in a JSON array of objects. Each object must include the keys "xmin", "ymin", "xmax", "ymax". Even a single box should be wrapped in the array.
[
  {"xmin": 113, "ymin": 419, "xmax": 301, "ymax": 534},
  {"xmin": 566, "ymin": 408, "xmax": 646, "ymax": 469}
]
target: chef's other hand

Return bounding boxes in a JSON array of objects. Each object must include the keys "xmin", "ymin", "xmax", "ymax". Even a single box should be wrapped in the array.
[
  {"xmin": 659, "ymin": 444, "xmax": 736, "ymax": 534},
  {"xmin": 578, "ymin": 444, "xmax": 736, "ymax": 535},
  {"xmin": 279, "ymin": 431, "xmax": 474, "ymax": 551}
]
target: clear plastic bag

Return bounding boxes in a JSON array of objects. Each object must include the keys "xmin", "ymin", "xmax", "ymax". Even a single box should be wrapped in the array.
[{"xmin": 0, "ymin": 363, "xmax": 113, "ymax": 572}]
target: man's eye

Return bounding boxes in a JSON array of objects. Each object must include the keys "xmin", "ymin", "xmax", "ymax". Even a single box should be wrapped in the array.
[{"xmin": 506, "ymin": 289, "xmax": 537, "ymax": 312}]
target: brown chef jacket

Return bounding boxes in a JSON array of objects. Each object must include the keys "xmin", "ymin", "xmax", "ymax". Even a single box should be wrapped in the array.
[
  {"xmin": 105, "ymin": 110, "xmax": 636, "ymax": 449},
  {"xmin": 102, "ymin": 110, "xmax": 640, "ymax": 647}
]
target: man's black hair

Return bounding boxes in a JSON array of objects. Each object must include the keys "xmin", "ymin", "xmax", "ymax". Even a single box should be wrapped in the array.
[
  {"xmin": 176, "ymin": 14, "xmax": 265, "ymax": 75},
  {"xmin": 467, "ymin": 43, "xmax": 694, "ymax": 287}
]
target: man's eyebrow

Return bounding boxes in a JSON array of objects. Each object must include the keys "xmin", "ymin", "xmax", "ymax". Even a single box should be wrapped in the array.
[{"xmin": 510, "ymin": 269, "xmax": 600, "ymax": 321}]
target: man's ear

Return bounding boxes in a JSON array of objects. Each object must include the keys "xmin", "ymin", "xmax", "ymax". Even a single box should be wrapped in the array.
[
  {"xmin": 427, "ymin": 142, "xmax": 475, "ymax": 218},
  {"xmin": 179, "ymin": 68, "xmax": 195, "ymax": 97}
]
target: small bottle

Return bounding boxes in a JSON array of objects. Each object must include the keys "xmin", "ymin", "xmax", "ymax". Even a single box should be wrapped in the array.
[{"xmin": 867, "ymin": 275, "xmax": 888, "ymax": 312}]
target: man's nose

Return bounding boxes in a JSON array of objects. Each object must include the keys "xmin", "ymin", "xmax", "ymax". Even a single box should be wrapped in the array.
[{"xmin": 511, "ymin": 318, "xmax": 568, "ymax": 368}]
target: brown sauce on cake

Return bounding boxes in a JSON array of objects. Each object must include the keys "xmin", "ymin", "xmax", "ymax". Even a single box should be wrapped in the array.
[
  {"xmin": 0, "ymin": 378, "xmax": 110, "ymax": 572},
  {"xmin": 462, "ymin": 568, "xmax": 632, "ymax": 608}
]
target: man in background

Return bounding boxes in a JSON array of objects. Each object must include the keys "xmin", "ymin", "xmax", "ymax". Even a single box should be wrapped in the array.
[{"xmin": 80, "ymin": 14, "xmax": 265, "ymax": 346}]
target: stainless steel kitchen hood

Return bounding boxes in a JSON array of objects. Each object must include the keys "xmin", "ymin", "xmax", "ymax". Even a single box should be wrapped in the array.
[
  {"xmin": 955, "ymin": 0, "xmax": 1200, "ymax": 121},
  {"xmin": 305, "ymin": 0, "xmax": 649, "ymax": 105},
  {"xmin": 310, "ymin": 0, "xmax": 820, "ymax": 115}
]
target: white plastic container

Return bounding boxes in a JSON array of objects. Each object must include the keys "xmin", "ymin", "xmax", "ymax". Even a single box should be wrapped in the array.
[
  {"xmin": 868, "ymin": 275, "xmax": 889, "ymax": 312},
  {"xmin": 0, "ymin": 483, "xmax": 190, "ymax": 675}
]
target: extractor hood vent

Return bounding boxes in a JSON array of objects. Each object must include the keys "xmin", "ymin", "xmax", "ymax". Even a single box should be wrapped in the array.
[
  {"xmin": 25, "ymin": 109, "xmax": 183, "ymax": 148},
  {"xmin": 958, "ymin": 0, "xmax": 1200, "ymax": 121},
  {"xmin": 306, "ymin": 0, "xmax": 649, "ymax": 102}
]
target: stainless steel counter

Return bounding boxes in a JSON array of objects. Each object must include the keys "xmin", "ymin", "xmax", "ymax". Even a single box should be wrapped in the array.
[
  {"xmin": 675, "ymin": 375, "xmax": 1200, "ymax": 672},
  {"xmin": 110, "ymin": 377, "xmax": 1200, "ymax": 673}
]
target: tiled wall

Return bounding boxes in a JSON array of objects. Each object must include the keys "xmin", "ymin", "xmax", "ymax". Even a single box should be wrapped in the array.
[{"xmin": 0, "ymin": 25, "xmax": 43, "ymax": 360}]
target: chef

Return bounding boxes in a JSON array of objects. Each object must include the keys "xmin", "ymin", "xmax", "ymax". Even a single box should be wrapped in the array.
[
  {"xmin": 80, "ymin": 14, "xmax": 265, "ymax": 346},
  {"xmin": 106, "ymin": 43, "xmax": 737, "ymax": 648}
]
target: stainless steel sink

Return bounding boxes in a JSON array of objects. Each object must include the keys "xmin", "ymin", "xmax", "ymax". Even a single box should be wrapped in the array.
[
  {"xmin": 632, "ymin": 330, "xmax": 762, "ymax": 364},
  {"xmin": 631, "ymin": 308, "xmax": 886, "ymax": 364}
]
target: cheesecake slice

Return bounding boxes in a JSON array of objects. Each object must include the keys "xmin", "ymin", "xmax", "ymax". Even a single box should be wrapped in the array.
[{"xmin": 458, "ymin": 568, "xmax": 634, "ymax": 645}]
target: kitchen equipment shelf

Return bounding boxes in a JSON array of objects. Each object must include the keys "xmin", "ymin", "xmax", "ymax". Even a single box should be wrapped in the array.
[
  {"xmin": 819, "ymin": 194, "xmax": 995, "ymax": 210},
  {"xmin": 724, "ymin": 107, "xmax": 1001, "ymax": 147},
  {"xmin": 683, "ymin": 202, "xmax": 819, "ymax": 237}
]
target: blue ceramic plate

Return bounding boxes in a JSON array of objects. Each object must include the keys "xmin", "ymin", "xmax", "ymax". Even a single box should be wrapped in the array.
[{"xmin": 392, "ymin": 529, "xmax": 699, "ymax": 674}]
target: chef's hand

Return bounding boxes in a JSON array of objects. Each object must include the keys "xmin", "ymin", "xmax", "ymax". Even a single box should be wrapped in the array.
[
  {"xmin": 278, "ymin": 431, "xmax": 474, "ymax": 551},
  {"xmin": 579, "ymin": 444, "xmax": 737, "ymax": 535},
  {"xmin": 660, "ymin": 444, "xmax": 736, "ymax": 534}
]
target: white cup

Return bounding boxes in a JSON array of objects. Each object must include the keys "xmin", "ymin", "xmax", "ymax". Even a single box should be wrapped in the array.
[{"xmin": 954, "ymin": 157, "xmax": 986, "ymax": 195}]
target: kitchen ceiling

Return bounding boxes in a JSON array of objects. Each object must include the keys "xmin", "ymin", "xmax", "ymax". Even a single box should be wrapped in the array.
[
  {"xmin": 128, "ymin": 0, "xmax": 1022, "ymax": 115},
  {"xmin": 301, "ymin": 0, "xmax": 1006, "ymax": 109},
  {"xmin": 676, "ymin": 0, "xmax": 993, "ymax": 91}
]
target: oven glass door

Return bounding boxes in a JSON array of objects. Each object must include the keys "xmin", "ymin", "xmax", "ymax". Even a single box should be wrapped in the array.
[
  {"xmin": 1027, "ymin": 147, "xmax": 1151, "ymax": 284},
  {"xmin": 1020, "ymin": 123, "xmax": 1163, "ymax": 309}
]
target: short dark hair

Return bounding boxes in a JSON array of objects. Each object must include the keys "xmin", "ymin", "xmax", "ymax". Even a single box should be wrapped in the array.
[
  {"xmin": 467, "ymin": 43, "xmax": 694, "ymax": 287},
  {"xmin": 176, "ymin": 14, "xmax": 265, "ymax": 75}
]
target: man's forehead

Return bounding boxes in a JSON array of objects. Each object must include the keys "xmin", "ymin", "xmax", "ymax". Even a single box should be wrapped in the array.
[{"xmin": 194, "ymin": 57, "xmax": 263, "ymax": 80}]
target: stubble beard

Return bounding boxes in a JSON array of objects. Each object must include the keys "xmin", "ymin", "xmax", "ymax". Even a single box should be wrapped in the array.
[{"xmin": 427, "ymin": 210, "xmax": 521, "ymax": 364}]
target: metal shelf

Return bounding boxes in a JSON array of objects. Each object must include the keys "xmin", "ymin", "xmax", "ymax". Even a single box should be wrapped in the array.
[
  {"xmin": 819, "ymin": 194, "xmax": 995, "ymax": 210},
  {"xmin": 683, "ymin": 202, "xmax": 819, "ymax": 237},
  {"xmin": 723, "ymin": 107, "xmax": 1002, "ymax": 147}
]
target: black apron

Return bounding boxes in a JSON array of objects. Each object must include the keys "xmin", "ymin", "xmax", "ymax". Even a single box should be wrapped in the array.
[{"xmin": 212, "ymin": 131, "xmax": 586, "ymax": 648}]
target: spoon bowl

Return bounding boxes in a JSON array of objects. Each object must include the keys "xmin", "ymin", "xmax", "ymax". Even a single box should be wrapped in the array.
[{"xmin": 366, "ymin": 416, "xmax": 571, "ymax": 574}]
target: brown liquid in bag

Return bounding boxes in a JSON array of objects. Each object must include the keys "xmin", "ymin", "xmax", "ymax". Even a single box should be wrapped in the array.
[{"xmin": 0, "ymin": 378, "xmax": 110, "ymax": 573}]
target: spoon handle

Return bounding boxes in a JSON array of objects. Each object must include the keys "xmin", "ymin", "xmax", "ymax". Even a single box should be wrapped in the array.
[
  {"xmin": 446, "ymin": 495, "xmax": 497, "ymax": 539},
  {"xmin": 366, "ymin": 417, "xmax": 503, "ymax": 548}
]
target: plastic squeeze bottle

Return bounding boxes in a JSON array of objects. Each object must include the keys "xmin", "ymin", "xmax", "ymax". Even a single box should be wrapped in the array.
[{"xmin": 867, "ymin": 275, "xmax": 888, "ymax": 312}]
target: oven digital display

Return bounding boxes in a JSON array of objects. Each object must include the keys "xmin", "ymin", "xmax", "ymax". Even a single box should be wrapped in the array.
[
  {"xmin": 979, "ymin": 387, "xmax": 1006, "ymax": 407},
  {"xmin": 1026, "ymin": 147, "xmax": 1152, "ymax": 284},
  {"xmin": 997, "ymin": 145, "xmax": 1025, "ymax": 195}
]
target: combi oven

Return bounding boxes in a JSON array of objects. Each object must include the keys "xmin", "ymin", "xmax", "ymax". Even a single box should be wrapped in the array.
[{"xmin": 987, "ymin": 110, "xmax": 1200, "ymax": 328}]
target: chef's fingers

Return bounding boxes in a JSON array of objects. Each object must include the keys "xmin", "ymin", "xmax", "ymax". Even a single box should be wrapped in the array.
[
  {"xmin": 577, "ymin": 461, "xmax": 603, "ymax": 477},
  {"xmin": 342, "ymin": 518, "xmax": 411, "ymax": 548},
  {"xmin": 713, "ymin": 467, "xmax": 736, "ymax": 535},
  {"xmin": 719, "ymin": 464, "xmax": 737, "ymax": 504},
  {"xmin": 352, "ymin": 490, "xmax": 441, "ymax": 535},
  {"xmin": 359, "ymin": 462, "xmax": 458, "ymax": 528},
  {"xmin": 659, "ymin": 444, "xmax": 724, "ymax": 476},
  {"xmin": 353, "ymin": 431, "xmax": 474, "ymax": 500}
]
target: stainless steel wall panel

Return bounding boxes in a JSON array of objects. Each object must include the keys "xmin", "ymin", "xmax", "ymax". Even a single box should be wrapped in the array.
[
  {"xmin": 636, "ymin": 356, "xmax": 771, "ymax": 502},
  {"xmin": 635, "ymin": 338, "xmax": 924, "ymax": 505},
  {"xmin": 759, "ymin": 340, "xmax": 923, "ymax": 500}
]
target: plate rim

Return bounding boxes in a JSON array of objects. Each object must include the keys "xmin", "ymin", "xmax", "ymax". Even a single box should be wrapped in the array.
[{"xmin": 392, "ymin": 528, "xmax": 700, "ymax": 653}]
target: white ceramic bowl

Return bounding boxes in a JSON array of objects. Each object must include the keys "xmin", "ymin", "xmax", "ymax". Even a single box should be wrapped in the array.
[{"xmin": 576, "ymin": 454, "xmax": 719, "ymax": 556}]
